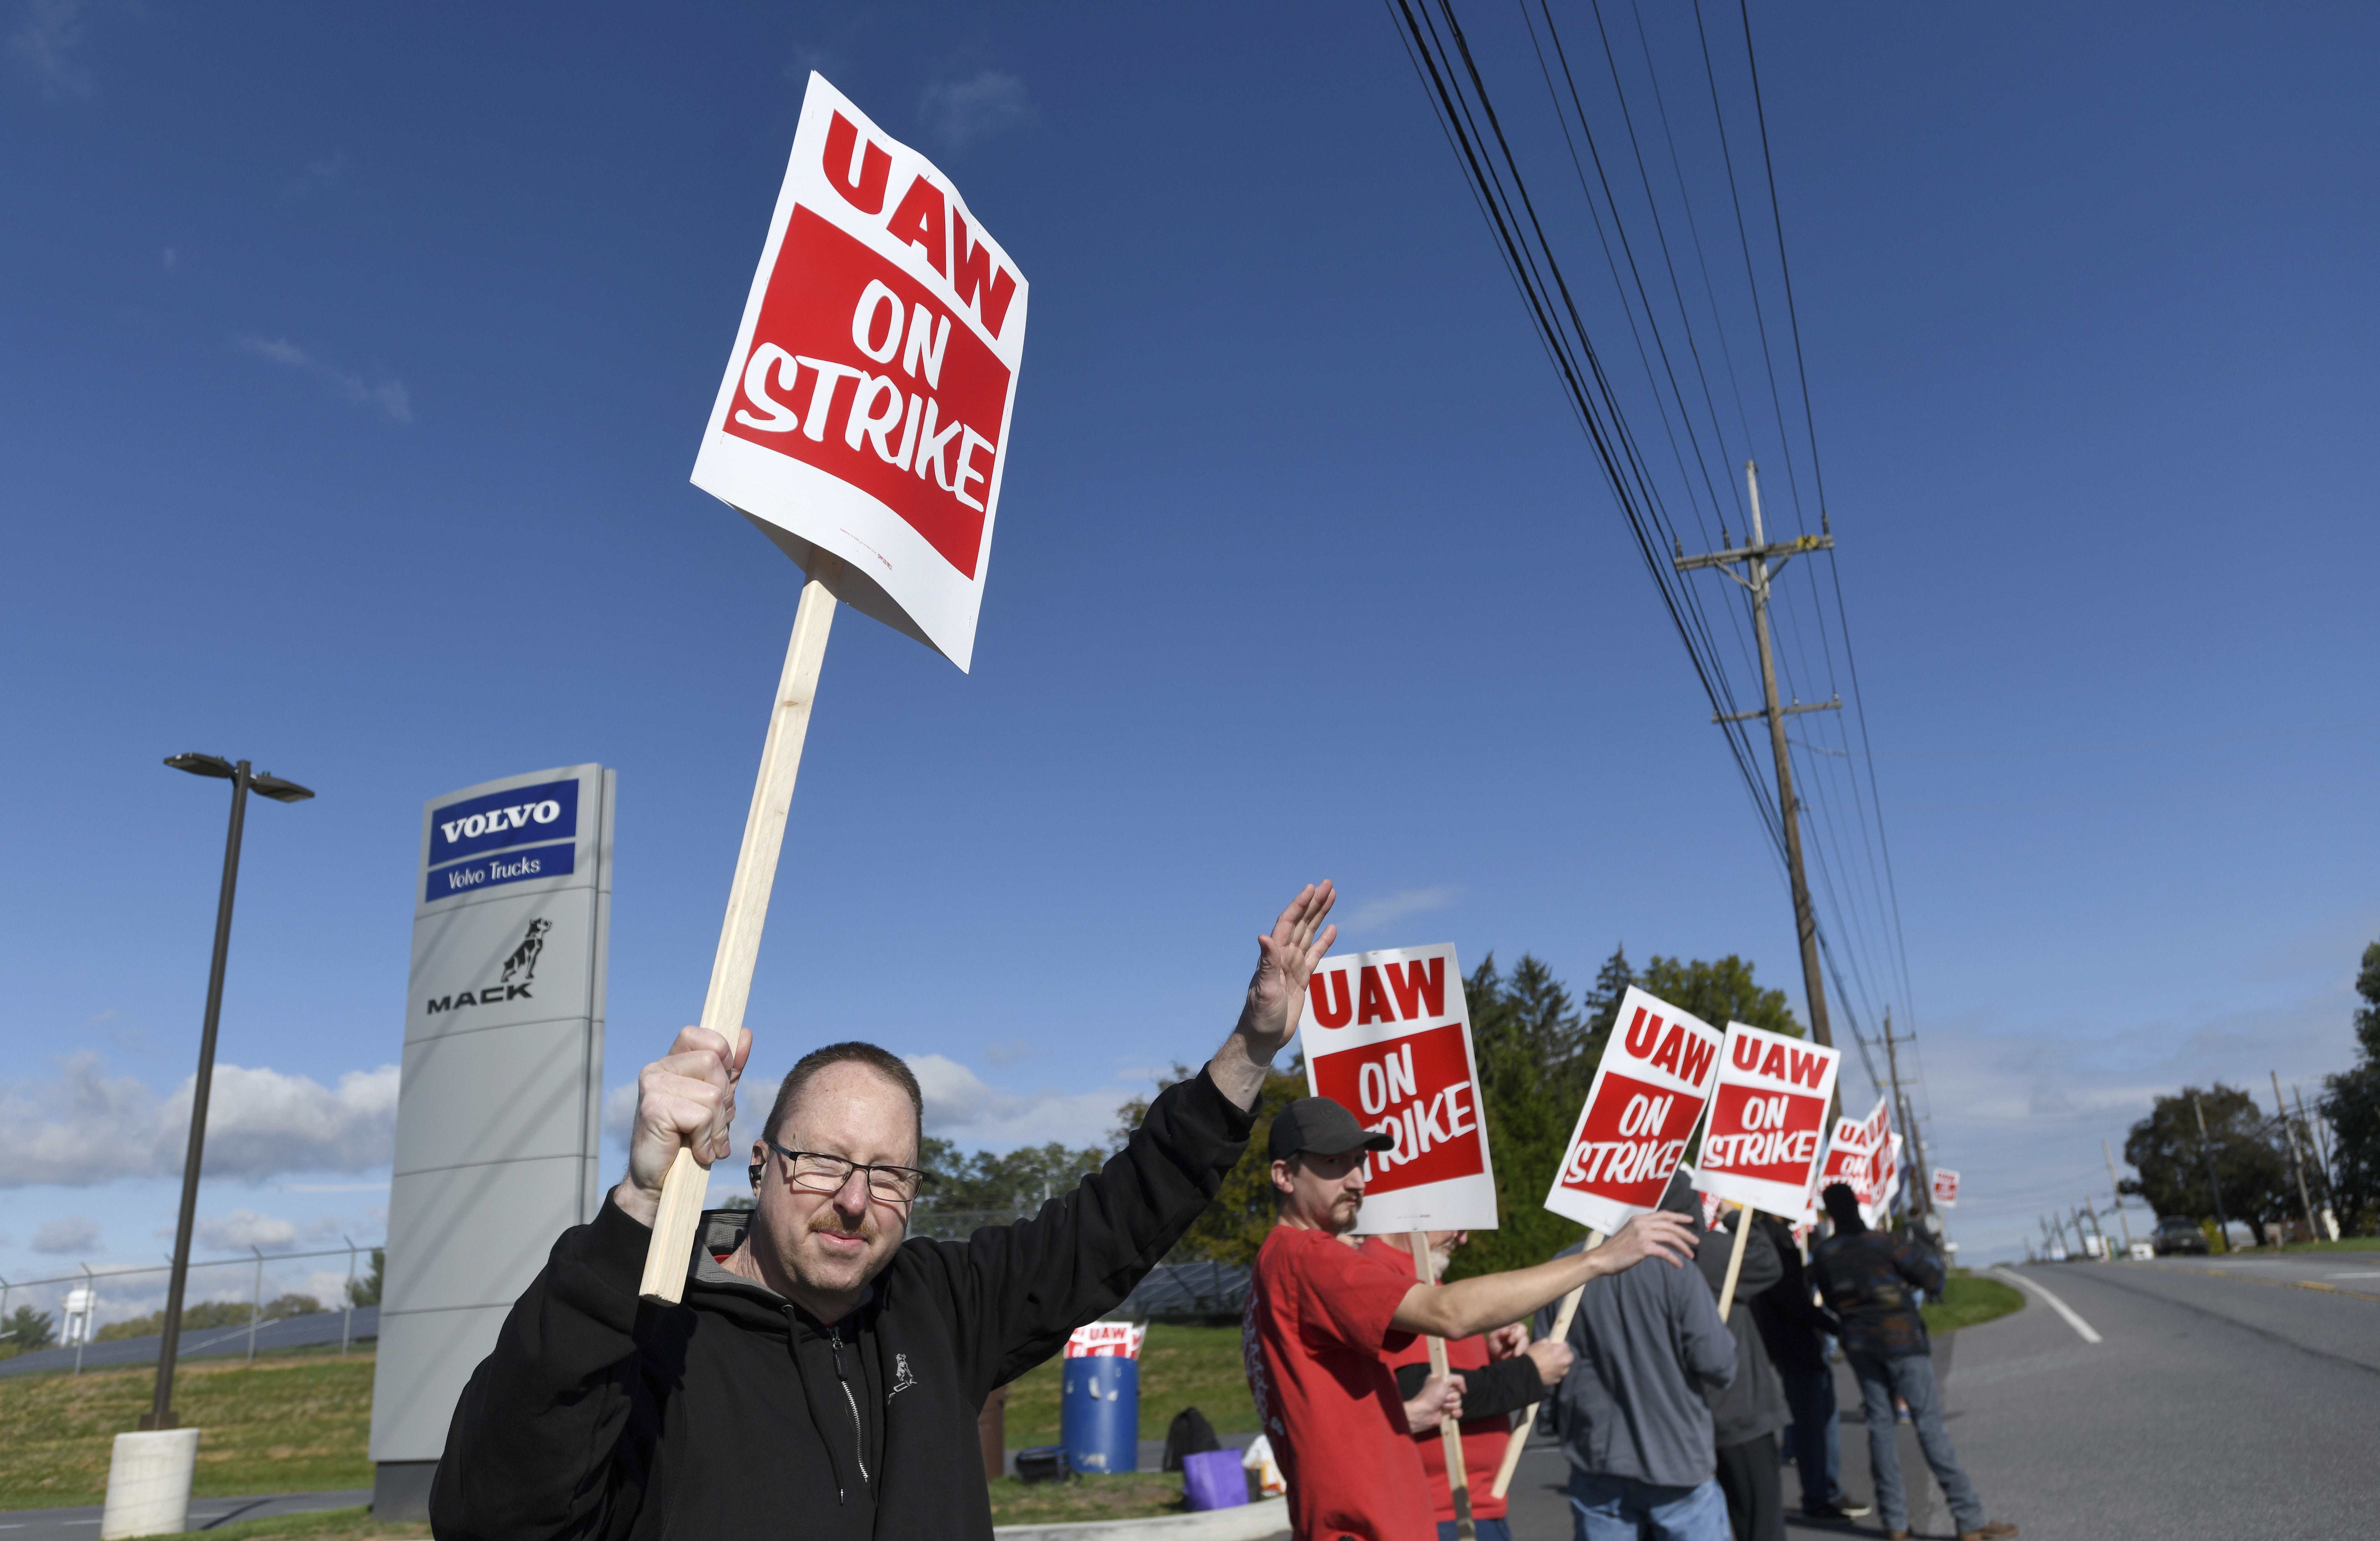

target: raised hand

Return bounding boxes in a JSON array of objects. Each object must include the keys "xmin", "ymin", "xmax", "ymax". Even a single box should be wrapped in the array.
[
  {"xmin": 612, "ymin": 1025, "xmax": 752, "ymax": 1227},
  {"xmin": 1593, "ymin": 1208, "xmax": 1700, "ymax": 1274},
  {"xmin": 1211, "ymin": 882, "xmax": 1337, "ymax": 1107}
]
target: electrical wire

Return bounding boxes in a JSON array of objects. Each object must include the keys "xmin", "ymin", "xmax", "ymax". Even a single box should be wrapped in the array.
[{"xmin": 1380, "ymin": 0, "xmax": 1928, "ymax": 1132}]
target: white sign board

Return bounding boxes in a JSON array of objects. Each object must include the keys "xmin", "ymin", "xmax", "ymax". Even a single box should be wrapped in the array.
[
  {"xmin": 691, "ymin": 73, "xmax": 1029, "ymax": 672},
  {"xmin": 1696, "ymin": 1022, "xmax": 1840, "ymax": 1218},
  {"xmin": 1931, "ymin": 1166, "xmax": 1959, "ymax": 1209},
  {"xmin": 1301, "ymin": 943, "xmax": 1497, "ymax": 1232},
  {"xmin": 1543, "ymin": 987, "xmax": 1724, "ymax": 1235}
]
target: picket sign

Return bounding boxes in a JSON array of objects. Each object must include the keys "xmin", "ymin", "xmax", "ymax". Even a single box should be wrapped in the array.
[
  {"xmin": 1064, "ymin": 1322, "xmax": 1147, "ymax": 1360},
  {"xmin": 1301, "ymin": 944, "xmax": 1498, "ymax": 1233},
  {"xmin": 1695, "ymin": 1022, "xmax": 1841, "ymax": 1222},
  {"xmin": 640, "ymin": 73, "xmax": 1029, "ymax": 1303},
  {"xmin": 1932, "ymin": 1167, "xmax": 1961, "ymax": 1209},
  {"xmin": 1817, "ymin": 1115, "xmax": 1873, "ymax": 1219},
  {"xmin": 1541, "ymin": 987, "xmax": 1725, "ymax": 1235}
]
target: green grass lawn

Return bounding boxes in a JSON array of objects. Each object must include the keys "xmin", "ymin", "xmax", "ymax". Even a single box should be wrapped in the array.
[
  {"xmin": 1920, "ymin": 1269, "xmax": 2025, "ymax": 1335},
  {"xmin": 2258, "ymin": 1235, "xmax": 2380, "ymax": 1254},
  {"xmin": 1001, "ymin": 1322, "xmax": 1255, "ymax": 1447},
  {"xmin": 0, "ymin": 1349, "xmax": 376, "ymax": 1510}
]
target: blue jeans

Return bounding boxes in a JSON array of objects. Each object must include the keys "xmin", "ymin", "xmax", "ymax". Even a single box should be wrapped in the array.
[
  {"xmin": 1438, "ymin": 1521, "xmax": 1512, "ymax": 1541},
  {"xmin": 1845, "ymin": 1352, "xmax": 1987, "ymax": 1535},
  {"xmin": 1567, "ymin": 1469, "xmax": 1731, "ymax": 1541},
  {"xmin": 1777, "ymin": 1362, "xmax": 1843, "ymax": 1511}
]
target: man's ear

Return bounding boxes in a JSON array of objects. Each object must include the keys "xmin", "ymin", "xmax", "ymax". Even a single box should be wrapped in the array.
[{"xmin": 1270, "ymin": 1157, "xmax": 1296, "ymax": 1196}]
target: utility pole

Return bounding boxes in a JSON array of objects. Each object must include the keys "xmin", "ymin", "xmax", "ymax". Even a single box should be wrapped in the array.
[
  {"xmin": 2272, "ymin": 1071, "xmax": 2318, "ymax": 1246},
  {"xmin": 2191, "ymin": 1092, "xmax": 2231, "ymax": 1251},
  {"xmin": 2295, "ymin": 1085, "xmax": 2335, "ymax": 1236},
  {"xmin": 1674, "ymin": 463, "xmax": 1839, "ymax": 1051},
  {"xmin": 1880, "ymin": 1009, "xmax": 1937, "ymax": 1243},
  {"xmin": 2102, "ymin": 1140, "xmax": 2136, "ymax": 1251}
]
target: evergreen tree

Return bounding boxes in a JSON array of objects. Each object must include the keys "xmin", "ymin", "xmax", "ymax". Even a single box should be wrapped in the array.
[
  {"xmin": 0, "ymin": 1305, "xmax": 55, "ymax": 1357},
  {"xmin": 1637, "ymin": 954, "xmax": 1801, "ymax": 1037}
]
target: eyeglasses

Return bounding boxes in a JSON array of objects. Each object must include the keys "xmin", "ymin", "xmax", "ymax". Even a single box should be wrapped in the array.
[{"xmin": 763, "ymin": 1139, "xmax": 931, "ymax": 1205}]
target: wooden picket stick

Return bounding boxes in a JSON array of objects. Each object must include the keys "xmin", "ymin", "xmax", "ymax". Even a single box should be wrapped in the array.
[
  {"xmin": 1487, "ymin": 1228, "xmax": 1600, "ymax": 1501},
  {"xmin": 1713, "ymin": 1201, "xmax": 1756, "ymax": 1318},
  {"xmin": 638, "ymin": 556, "xmax": 842, "ymax": 1303},
  {"xmin": 1409, "ymin": 1230, "xmax": 1476, "ymax": 1541}
]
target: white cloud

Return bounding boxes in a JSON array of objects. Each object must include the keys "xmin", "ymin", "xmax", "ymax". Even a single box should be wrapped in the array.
[
  {"xmin": 904, "ymin": 1054, "xmax": 1131, "ymax": 1150},
  {"xmin": 236, "ymin": 335, "xmax": 412, "ymax": 423},
  {"xmin": 9, "ymin": 0, "xmax": 89, "ymax": 94},
  {"xmin": 194, "ymin": 1209, "xmax": 298, "ymax": 1251},
  {"xmin": 1345, "ymin": 886, "xmax": 1464, "ymax": 934},
  {"xmin": 917, "ymin": 67, "xmax": 1036, "ymax": 151},
  {"xmin": 33, "ymin": 1215, "xmax": 99, "ymax": 1254},
  {"xmin": 0, "ymin": 1052, "xmax": 400, "ymax": 1187},
  {"xmin": 1891, "ymin": 973, "xmax": 2360, "ymax": 1265}
]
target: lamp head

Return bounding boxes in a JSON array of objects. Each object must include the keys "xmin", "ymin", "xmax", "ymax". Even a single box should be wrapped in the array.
[
  {"xmin": 249, "ymin": 773, "xmax": 315, "ymax": 804},
  {"xmin": 164, "ymin": 753, "xmax": 236, "ymax": 780}
]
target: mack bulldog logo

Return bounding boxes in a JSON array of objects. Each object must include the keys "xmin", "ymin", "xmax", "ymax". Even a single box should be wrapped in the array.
[
  {"xmin": 501, "ymin": 918, "xmax": 551, "ymax": 984},
  {"xmin": 426, "ymin": 918, "xmax": 554, "ymax": 1014}
]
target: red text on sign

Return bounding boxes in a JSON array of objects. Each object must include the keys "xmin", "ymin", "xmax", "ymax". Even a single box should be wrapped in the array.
[
  {"xmin": 1555, "ymin": 1069, "xmax": 1702, "ymax": 1206},
  {"xmin": 1701, "ymin": 1083, "xmax": 1826, "ymax": 1183},
  {"xmin": 726, "ymin": 208, "xmax": 1010, "ymax": 577},
  {"xmin": 1310, "ymin": 1021, "xmax": 1483, "ymax": 1195}
]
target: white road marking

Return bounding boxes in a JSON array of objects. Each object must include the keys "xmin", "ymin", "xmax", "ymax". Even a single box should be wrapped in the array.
[
  {"xmin": 1992, "ymin": 1267, "xmax": 2103, "ymax": 1344},
  {"xmin": 2326, "ymin": 1271, "xmax": 2380, "ymax": 1279}
]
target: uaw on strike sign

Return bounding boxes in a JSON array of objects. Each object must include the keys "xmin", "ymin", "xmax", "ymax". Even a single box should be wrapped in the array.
[
  {"xmin": 692, "ymin": 74, "xmax": 1027, "ymax": 672},
  {"xmin": 1695, "ymin": 1022, "xmax": 1840, "ymax": 1218},
  {"xmin": 1543, "ymin": 988, "xmax": 1723, "ymax": 1235},
  {"xmin": 1301, "ymin": 944, "xmax": 1497, "ymax": 1233}
]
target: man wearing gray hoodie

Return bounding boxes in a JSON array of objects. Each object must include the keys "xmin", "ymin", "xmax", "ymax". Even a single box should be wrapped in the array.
[{"xmin": 1536, "ymin": 1173, "xmax": 1738, "ymax": 1541}]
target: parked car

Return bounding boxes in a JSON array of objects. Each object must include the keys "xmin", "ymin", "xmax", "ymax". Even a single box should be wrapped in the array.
[{"xmin": 2150, "ymin": 1217, "xmax": 2210, "ymax": 1255}]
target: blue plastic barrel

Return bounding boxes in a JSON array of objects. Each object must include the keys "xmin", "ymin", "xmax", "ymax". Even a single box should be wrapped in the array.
[{"xmin": 1060, "ymin": 1356, "xmax": 1139, "ymax": 1474}]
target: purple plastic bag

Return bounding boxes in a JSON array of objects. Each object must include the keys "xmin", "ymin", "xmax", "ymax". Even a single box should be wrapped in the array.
[{"xmin": 1181, "ymin": 1448, "xmax": 1247, "ymax": 1512}]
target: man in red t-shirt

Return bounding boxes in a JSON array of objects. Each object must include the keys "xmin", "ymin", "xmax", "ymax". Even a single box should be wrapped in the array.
[
  {"xmin": 1361, "ymin": 1231, "xmax": 1574, "ymax": 1541},
  {"xmin": 1244, "ymin": 1097, "xmax": 1696, "ymax": 1541}
]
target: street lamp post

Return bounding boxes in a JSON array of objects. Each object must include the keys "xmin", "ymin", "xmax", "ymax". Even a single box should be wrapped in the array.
[{"xmin": 144, "ymin": 755, "xmax": 312, "ymax": 1431}]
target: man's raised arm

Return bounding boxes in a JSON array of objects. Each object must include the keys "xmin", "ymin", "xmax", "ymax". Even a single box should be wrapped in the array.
[
  {"xmin": 1388, "ymin": 1209, "xmax": 1701, "ymax": 1341},
  {"xmin": 1204, "ymin": 881, "xmax": 1337, "ymax": 1109}
]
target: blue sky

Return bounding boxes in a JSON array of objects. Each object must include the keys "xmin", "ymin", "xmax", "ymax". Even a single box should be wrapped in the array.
[{"xmin": 1, "ymin": 1, "xmax": 2373, "ymax": 1315}]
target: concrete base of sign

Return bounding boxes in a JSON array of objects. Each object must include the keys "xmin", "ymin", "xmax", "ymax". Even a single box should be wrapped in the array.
[
  {"xmin": 993, "ymin": 1495, "xmax": 1287, "ymax": 1541},
  {"xmin": 373, "ymin": 1461, "xmax": 439, "ymax": 1523},
  {"xmin": 100, "ymin": 1429, "xmax": 200, "ymax": 1539}
]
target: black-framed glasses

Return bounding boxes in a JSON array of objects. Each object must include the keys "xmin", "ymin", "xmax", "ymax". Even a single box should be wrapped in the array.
[{"xmin": 764, "ymin": 1139, "xmax": 932, "ymax": 1205}]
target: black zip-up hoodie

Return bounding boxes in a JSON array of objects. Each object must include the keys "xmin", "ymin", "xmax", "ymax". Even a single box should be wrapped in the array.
[{"xmin": 430, "ymin": 1069, "xmax": 1251, "ymax": 1541}]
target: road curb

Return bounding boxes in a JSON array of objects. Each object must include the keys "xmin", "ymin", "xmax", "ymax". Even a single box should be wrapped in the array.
[{"xmin": 994, "ymin": 1496, "xmax": 1288, "ymax": 1541}]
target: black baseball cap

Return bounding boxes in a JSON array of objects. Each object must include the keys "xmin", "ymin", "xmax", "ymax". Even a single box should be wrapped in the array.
[{"xmin": 1268, "ymin": 1097, "xmax": 1395, "ymax": 1161}]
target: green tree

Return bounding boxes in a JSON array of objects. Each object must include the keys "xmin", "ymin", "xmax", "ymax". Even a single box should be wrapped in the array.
[
  {"xmin": 94, "ymin": 1300, "xmax": 256, "ymax": 1342},
  {"xmin": 1105, "ymin": 1061, "xmax": 1308, "ymax": 1267},
  {"xmin": 913, "ymin": 1137, "xmax": 1110, "ymax": 1238},
  {"xmin": 1446, "ymin": 954, "xmax": 1597, "ymax": 1280},
  {"xmin": 263, "ymin": 1294, "xmax": 323, "ymax": 1321},
  {"xmin": 1, "ymin": 1305, "xmax": 57, "ymax": 1357},
  {"xmin": 1637, "ymin": 954, "xmax": 1801, "ymax": 1038},
  {"xmin": 2121, "ymin": 1084, "xmax": 2291, "ymax": 1234},
  {"xmin": 349, "ymin": 1248, "xmax": 384, "ymax": 1308},
  {"xmin": 2321, "ymin": 941, "xmax": 2380, "ymax": 1232}
]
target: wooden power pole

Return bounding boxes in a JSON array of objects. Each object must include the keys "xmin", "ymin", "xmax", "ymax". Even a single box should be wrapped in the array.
[{"xmin": 1673, "ymin": 462, "xmax": 1840, "ymax": 1049}]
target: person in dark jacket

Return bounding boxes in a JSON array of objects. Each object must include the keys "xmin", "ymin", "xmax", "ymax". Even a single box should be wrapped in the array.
[
  {"xmin": 1694, "ymin": 1205, "xmax": 1788, "ymax": 1541},
  {"xmin": 1745, "ymin": 1213, "xmax": 1867, "ymax": 1522},
  {"xmin": 1810, "ymin": 1184, "xmax": 2016, "ymax": 1541},
  {"xmin": 430, "ymin": 883, "xmax": 1343, "ymax": 1541},
  {"xmin": 1537, "ymin": 1172, "xmax": 1736, "ymax": 1541}
]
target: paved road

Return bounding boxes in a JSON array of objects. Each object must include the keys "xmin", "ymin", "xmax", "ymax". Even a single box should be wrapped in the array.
[
  {"xmin": 0, "ymin": 1491, "xmax": 368, "ymax": 1541},
  {"xmin": 1503, "ymin": 1254, "xmax": 2379, "ymax": 1540}
]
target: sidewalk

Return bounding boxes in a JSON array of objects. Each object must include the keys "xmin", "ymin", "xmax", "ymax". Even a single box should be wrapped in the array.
[{"xmin": 0, "ymin": 1490, "xmax": 370, "ymax": 1541}]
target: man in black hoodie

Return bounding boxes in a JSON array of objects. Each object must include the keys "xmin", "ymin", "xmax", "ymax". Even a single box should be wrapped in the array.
[{"xmin": 431, "ymin": 883, "xmax": 1342, "ymax": 1541}]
